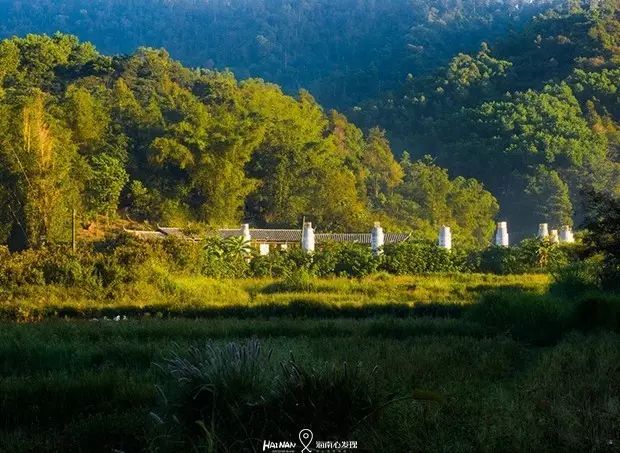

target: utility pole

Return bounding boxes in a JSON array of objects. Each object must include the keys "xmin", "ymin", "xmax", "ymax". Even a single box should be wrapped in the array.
[{"xmin": 72, "ymin": 208, "xmax": 76, "ymax": 252}]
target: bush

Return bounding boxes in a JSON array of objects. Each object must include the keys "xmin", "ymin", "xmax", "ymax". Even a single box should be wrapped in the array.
[
  {"xmin": 0, "ymin": 248, "xmax": 46, "ymax": 288},
  {"xmin": 314, "ymin": 243, "xmax": 379, "ymax": 278},
  {"xmin": 250, "ymin": 248, "xmax": 313, "ymax": 278},
  {"xmin": 477, "ymin": 246, "xmax": 525, "ymax": 275},
  {"xmin": 201, "ymin": 237, "xmax": 250, "ymax": 278},
  {"xmin": 550, "ymin": 259, "xmax": 601, "ymax": 297},
  {"xmin": 477, "ymin": 239, "xmax": 576, "ymax": 275},
  {"xmin": 381, "ymin": 241, "xmax": 457, "ymax": 274},
  {"xmin": 160, "ymin": 237, "xmax": 205, "ymax": 273}
]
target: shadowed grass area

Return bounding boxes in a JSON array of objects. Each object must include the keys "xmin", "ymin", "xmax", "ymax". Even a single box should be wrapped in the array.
[{"xmin": 0, "ymin": 319, "xmax": 617, "ymax": 452}]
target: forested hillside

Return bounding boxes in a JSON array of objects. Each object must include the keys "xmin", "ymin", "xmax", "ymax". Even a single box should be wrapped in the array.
[
  {"xmin": 353, "ymin": 1, "xmax": 620, "ymax": 235},
  {"xmin": 0, "ymin": 1, "xmax": 617, "ymax": 250},
  {"xmin": 0, "ymin": 34, "xmax": 498, "ymax": 251},
  {"xmin": 0, "ymin": 0, "xmax": 558, "ymax": 107}
]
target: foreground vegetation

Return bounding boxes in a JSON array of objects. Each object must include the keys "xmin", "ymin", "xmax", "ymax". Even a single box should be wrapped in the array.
[
  {"xmin": 0, "ymin": 316, "xmax": 618, "ymax": 452},
  {"xmin": 0, "ymin": 228, "xmax": 618, "ymax": 451}
]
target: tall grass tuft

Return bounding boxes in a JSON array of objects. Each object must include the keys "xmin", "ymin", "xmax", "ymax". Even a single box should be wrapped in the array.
[{"xmin": 151, "ymin": 339, "xmax": 409, "ymax": 452}]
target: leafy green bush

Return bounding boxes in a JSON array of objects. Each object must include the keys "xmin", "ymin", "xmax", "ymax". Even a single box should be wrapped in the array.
[
  {"xmin": 550, "ymin": 259, "xmax": 601, "ymax": 297},
  {"xmin": 477, "ymin": 240, "xmax": 574, "ymax": 275},
  {"xmin": 315, "ymin": 243, "xmax": 379, "ymax": 278},
  {"xmin": 0, "ymin": 249, "xmax": 46, "ymax": 288},
  {"xmin": 250, "ymin": 248, "xmax": 313, "ymax": 278},
  {"xmin": 477, "ymin": 246, "xmax": 525, "ymax": 275},
  {"xmin": 160, "ymin": 237, "xmax": 205, "ymax": 274},
  {"xmin": 201, "ymin": 237, "xmax": 250, "ymax": 278},
  {"xmin": 381, "ymin": 241, "xmax": 457, "ymax": 274}
]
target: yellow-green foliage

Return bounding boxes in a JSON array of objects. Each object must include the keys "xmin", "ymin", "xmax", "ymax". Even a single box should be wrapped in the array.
[{"xmin": 0, "ymin": 273, "xmax": 550, "ymax": 321}]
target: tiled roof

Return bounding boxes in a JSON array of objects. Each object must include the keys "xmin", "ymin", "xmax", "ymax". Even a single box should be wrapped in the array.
[
  {"xmin": 220, "ymin": 229, "xmax": 302, "ymax": 242},
  {"xmin": 157, "ymin": 226, "xmax": 201, "ymax": 240},
  {"xmin": 316, "ymin": 233, "xmax": 410, "ymax": 244},
  {"xmin": 124, "ymin": 229, "xmax": 167, "ymax": 240},
  {"xmin": 127, "ymin": 226, "xmax": 411, "ymax": 245},
  {"xmin": 220, "ymin": 229, "xmax": 410, "ymax": 244},
  {"xmin": 157, "ymin": 227, "xmax": 186, "ymax": 237}
]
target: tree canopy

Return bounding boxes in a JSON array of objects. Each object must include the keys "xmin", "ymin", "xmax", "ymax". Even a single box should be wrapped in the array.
[{"xmin": 0, "ymin": 34, "xmax": 498, "ymax": 250}]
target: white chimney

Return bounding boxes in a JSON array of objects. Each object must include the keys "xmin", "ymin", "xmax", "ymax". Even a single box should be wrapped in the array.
[
  {"xmin": 495, "ymin": 221, "xmax": 509, "ymax": 247},
  {"xmin": 302, "ymin": 222, "xmax": 315, "ymax": 253},
  {"xmin": 438, "ymin": 225, "xmax": 452, "ymax": 250},
  {"xmin": 538, "ymin": 223, "xmax": 549, "ymax": 239},
  {"xmin": 559, "ymin": 225, "xmax": 575, "ymax": 243},
  {"xmin": 550, "ymin": 229, "xmax": 559, "ymax": 244},
  {"xmin": 371, "ymin": 222, "xmax": 385, "ymax": 255},
  {"xmin": 241, "ymin": 223, "xmax": 251, "ymax": 244}
]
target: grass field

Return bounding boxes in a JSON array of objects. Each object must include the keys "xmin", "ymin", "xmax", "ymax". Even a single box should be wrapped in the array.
[
  {"xmin": 0, "ymin": 274, "xmax": 618, "ymax": 452},
  {"xmin": 0, "ymin": 273, "xmax": 549, "ymax": 320}
]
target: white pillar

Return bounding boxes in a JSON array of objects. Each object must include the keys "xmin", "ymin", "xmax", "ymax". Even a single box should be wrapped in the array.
[
  {"xmin": 371, "ymin": 222, "xmax": 385, "ymax": 255},
  {"xmin": 301, "ymin": 222, "xmax": 315, "ymax": 253},
  {"xmin": 241, "ymin": 223, "xmax": 251, "ymax": 244},
  {"xmin": 550, "ymin": 229, "xmax": 559, "ymax": 244},
  {"xmin": 538, "ymin": 223, "xmax": 549, "ymax": 239},
  {"xmin": 240, "ymin": 223, "xmax": 252, "ymax": 258},
  {"xmin": 559, "ymin": 226, "xmax": 574, "ymax": 243},
  {"xmin": 438, "ymin": 225, "xmax": 452, "ymax": 250},
  {"xmin": 495, "ymin": 221, "xmax": 509, "ymax": 247}
]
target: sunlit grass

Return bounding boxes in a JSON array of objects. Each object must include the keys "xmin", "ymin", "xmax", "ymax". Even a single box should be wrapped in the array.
[{"xmin": 0, "ymin": 273, "xmax": 550, "ymax": 321}]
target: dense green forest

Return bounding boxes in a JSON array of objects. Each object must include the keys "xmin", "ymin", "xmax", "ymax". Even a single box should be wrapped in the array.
[
  {"xmin": 0, "ymin": 33, "xmax": 499, "ymax": 250},
  {"xmin": 353, "ymin": 1, "xmax": 620, "ymax": 235},
  {"xmin": 0, "ymin": 0, "xmax": 618, "ymax": 250},
  {"xmin": 0, "ymin": 0, "xmax": 559, "ymax": 107}
]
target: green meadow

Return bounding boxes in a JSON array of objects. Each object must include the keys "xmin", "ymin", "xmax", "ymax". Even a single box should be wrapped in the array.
[
  {"xmin": 1, "ymin": 273, "xmax": 549, "ymax": 321},
  {"xmin": 0, "ymin": 273, "xmax": 618, "ymax": 452}
]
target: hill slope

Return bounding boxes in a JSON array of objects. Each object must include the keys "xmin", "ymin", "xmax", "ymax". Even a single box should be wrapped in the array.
[{"xmin": 0, "ymin": 0, "xmax": 558, "ymax": 107}]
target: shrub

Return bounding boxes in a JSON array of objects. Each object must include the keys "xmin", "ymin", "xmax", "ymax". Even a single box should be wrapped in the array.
[
  {"xmin": 314, "ymin": 243, "xmax": 379, "ymax": 278},
  {"xmin": 549, "ymin": 259, "xmax": 601, "ymax": 297},
  {"xmin": 250, "ymin": 248, "xmax": 313, "ymax": 278},
  {"xmin": 0, "ymin": 249, "xmax": 46, "ymax": 288},
  {"xmin": 517, "ymin": 238, "xmax": 571, "ymax": 271},
  {"xmin": 160, "ymin": 237, "xmax": 204, "ymax": 273},
  {"xmin": 477, "ymin": 239, "xmax": 577, "ymax": 275},
  {"xmin": 477, "ymin": 246, "xmax": 525, "ymax": 275},
  {"xmin": 381, "ymin": 241, "xmax": 457, "ymax": 274},
  {"xmin": 201, "ymin": 237, "xmax": 250, "ymax": 278}
]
